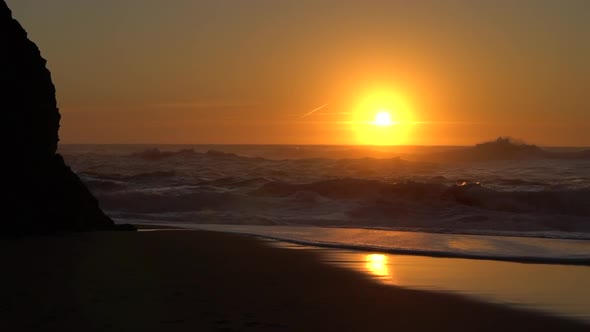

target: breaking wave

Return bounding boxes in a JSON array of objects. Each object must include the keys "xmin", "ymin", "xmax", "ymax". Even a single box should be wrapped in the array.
[{"xmin": 60, "ymin": 143, "xmax": 590, "ymax": 238}]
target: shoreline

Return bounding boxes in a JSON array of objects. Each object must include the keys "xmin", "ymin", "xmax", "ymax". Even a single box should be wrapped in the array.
[
  {"xmin": 2, "ymin": 229, "xmax": 588, "ymax": 331},
  {"xmin": 132, "ymin": 223, "xmax": 590, "ymax": 266},
  {"xmin": 224, "ymin": 232, "xmax": 590, "ymax": 266},
  {"xmin": 130, "ymin": 220, "xmax": 590, "ymax": 240}
]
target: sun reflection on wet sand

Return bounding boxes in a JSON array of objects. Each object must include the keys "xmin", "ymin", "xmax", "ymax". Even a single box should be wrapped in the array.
[
  {"xmin": 322, "ymin": 250, "xmax": 590, "ymax": 323},
  {"xmin": 194, "ymin": 225, "xmax": 590, "ymax": 323},
  {"xmin": 365, "ymin": 254, "xmax": 390, "ymax": 278}
]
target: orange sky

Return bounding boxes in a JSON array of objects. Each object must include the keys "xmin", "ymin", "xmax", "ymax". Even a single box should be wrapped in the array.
[{"xmin": 8, "ymin": 0, "xmax": 590, "ymax": 146}]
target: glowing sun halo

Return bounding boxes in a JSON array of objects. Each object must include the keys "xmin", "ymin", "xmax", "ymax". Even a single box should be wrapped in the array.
[
  {"xmin": 373, "ymin": 111, "xmax": 395, "ymax": 126},
  {"xmin": 351, "ymin": 90, "xmax": 414, "ymax": 145}
]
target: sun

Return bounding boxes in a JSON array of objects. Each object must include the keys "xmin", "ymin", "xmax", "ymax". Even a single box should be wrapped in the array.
[
  {"xmin": 351, "ymin": 90, "xmax": 414, "ymax": 145},
  {"xmin": 373, "ymin": 111, "xmax": 395, "ymax": 126}
]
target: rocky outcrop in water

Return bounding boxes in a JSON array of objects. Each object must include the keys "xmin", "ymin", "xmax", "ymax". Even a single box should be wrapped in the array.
[
  {"xmin": 1, "ymin": 1, "xmax": 131, "ymax": 234},
  {"xmin": 418, "ymin": 137, "xmax": 590, "ymax": 162}
]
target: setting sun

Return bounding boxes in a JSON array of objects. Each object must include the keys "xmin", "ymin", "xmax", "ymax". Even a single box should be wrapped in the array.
[
  {"xmin": 373, "ymin": 111, "xmax": 396, "ymax": 126},
  {"xmin": 352, "ymin": 90, "xmax": 414, "ymax": 145}
]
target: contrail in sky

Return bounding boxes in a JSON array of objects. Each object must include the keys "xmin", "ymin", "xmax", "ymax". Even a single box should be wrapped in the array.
[{"xmin": 300, "ymin": 103, "xmax": 329, "ymax": 119}]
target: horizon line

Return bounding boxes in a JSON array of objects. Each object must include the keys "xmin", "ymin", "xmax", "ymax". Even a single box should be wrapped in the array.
[{"xmin": 57, "ymin": 142, "xmax": 590, "ymax": 148}]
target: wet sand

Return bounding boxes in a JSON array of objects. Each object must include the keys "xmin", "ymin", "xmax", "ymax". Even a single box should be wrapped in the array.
[{"xmin": 1, "ymin": 230, "xmax": 588, "ymax": 331}]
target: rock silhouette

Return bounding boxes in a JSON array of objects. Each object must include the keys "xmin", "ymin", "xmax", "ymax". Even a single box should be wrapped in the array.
[
  {"xmin": 417, "ymin": 137, "xmax": 590, "ymax": 162},
  {"xmin": 1, "ymin": 1, "xmax": 132, "ymax": 234}
]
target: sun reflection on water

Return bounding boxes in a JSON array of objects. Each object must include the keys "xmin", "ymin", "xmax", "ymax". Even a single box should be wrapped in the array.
[{"xmin": 365, "ymin": 254, "xmax": 391, "ymax": 280}]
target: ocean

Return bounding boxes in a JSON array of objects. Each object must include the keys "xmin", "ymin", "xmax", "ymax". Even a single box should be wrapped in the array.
[
  {"xmin": 60, "ymin": 143, "xmax": 590, "ymax": 321},
  {"xmin": 60, "ymin": 142, "xmax": 590, "ymax": 243}
]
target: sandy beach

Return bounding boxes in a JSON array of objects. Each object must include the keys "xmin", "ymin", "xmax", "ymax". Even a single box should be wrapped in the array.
[{"xmin": 1, "ymin": 229, "xmax": 588, "ymax": 331}]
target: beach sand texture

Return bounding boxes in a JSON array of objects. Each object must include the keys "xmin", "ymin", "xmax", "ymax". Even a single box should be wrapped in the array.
[{"xmin": 1, "ymin": 230, "xmax": 588, "ymax": 331}]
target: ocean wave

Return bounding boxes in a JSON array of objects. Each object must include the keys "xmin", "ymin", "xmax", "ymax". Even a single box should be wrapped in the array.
[
  {"xmin": 130, "ymin": 148, "xmax": 244, "ymax": 161},
  {"xmin": 493, "ymin": 178, "xmax": 548, "ymax": 187},
  {"xmin": 251, "ymin": 179, "xmax": 447, "ymax": 199},
  {"xmin": 61, "ymin": 144, "xmax": 590, "ymax": 239},
  {"xmin": 92, "ymin": 175, "xmax": 590, "ymax": 218},
  {"xmin": 97, "ymin": 190, "xmax": 247, "ymax": 213},
  {"xmin": 447, "ymin": 182, "xmax": 590, "ymax": 216},
  {"xmin": 249, "ymin": 178, "xmax": 590, "ymax": 216},
  {"xmin": 197, "ymin": 176, "xmax": 272, "ymax": 188},
  {"xmin": 128, "ymin": 147, "xmax": 427, "ymax": 168},
  {"xmin": 130, "ymin": 148, "xmax": 198, "ymax": 160},
  {"xmin": 82, "ymin": 170, "xmax": 177, "ymax": 182}
]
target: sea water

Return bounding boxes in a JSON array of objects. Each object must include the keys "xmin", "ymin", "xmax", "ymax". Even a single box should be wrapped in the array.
[
  {"xmin": 60, "ymin": 143, "xmax": 590, "ymax": 239},
  {"xmin": 59, "ymin": 143, "xmax": 590, "ymax": 322}
]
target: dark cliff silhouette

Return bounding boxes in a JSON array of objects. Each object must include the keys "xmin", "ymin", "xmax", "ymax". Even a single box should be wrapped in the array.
[{"xmin": 1, "ymin": 1, "xmax": 132, "ymax": 234}]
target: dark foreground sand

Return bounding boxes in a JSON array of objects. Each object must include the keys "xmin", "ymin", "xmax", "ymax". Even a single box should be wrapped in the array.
[{"xmin": 1, "ymin": 230, "xmax": 587, "ymax": 331}]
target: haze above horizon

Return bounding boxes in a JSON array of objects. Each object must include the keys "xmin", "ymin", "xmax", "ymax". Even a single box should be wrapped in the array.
[{"xmin": 8, "ymin": 0, "xmax": 590, "ymax": 146}]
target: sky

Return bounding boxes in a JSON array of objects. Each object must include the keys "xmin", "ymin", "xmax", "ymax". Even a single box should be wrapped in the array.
[{"xmin": 7, "ymin": 0, "xmax": 590, "ymax": 146}]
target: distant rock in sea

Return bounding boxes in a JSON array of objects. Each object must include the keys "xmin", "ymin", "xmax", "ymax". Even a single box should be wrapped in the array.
[
  {"xmin": 418, "ymin": 137, "xmax": 589, "ymax": 162},
  {"xmin": 471, "ymin": 137, "xmax": 543, "ymax": 159},
  {"xmin": 0, "ymin": 1, "xmax": 133, "ymax": 234}
]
